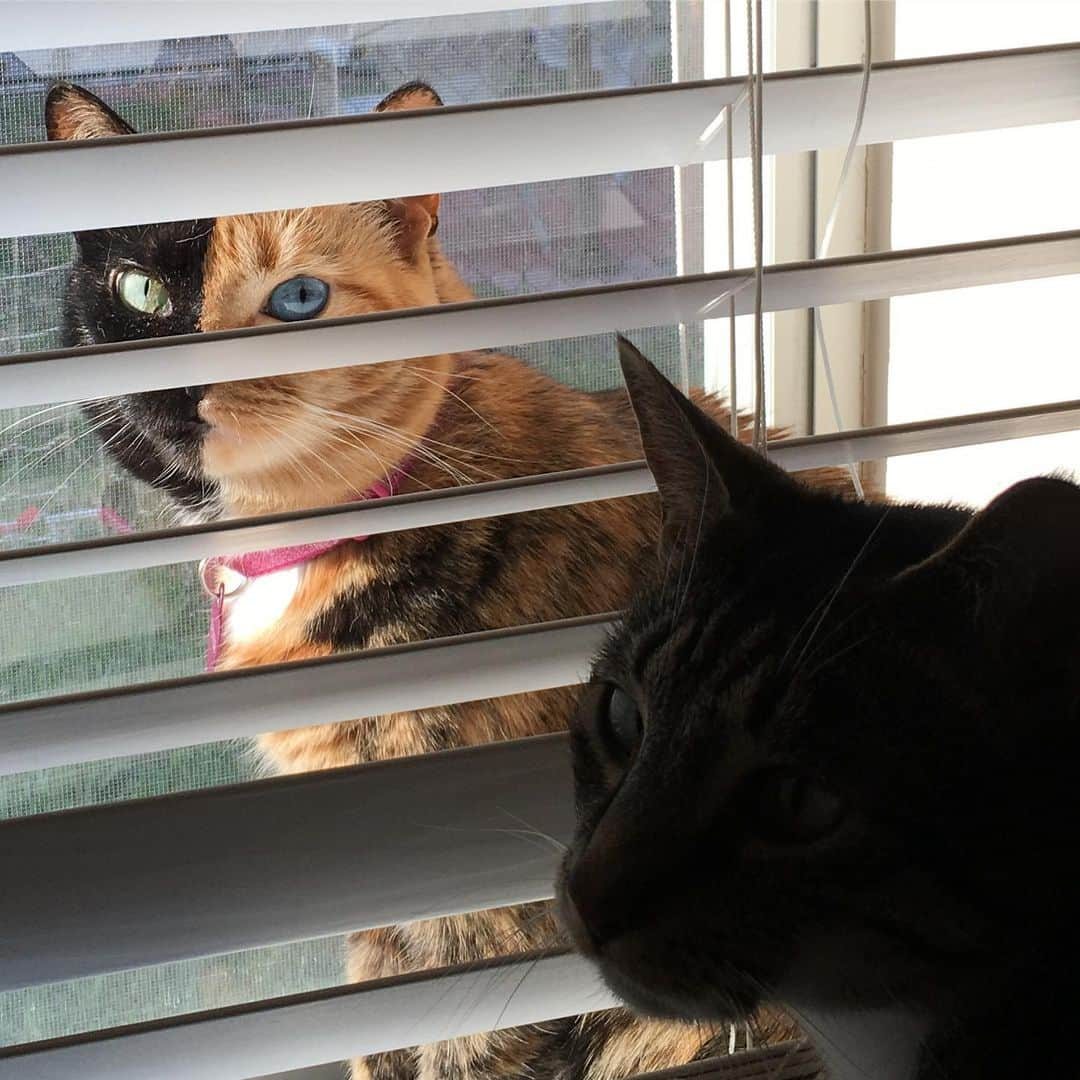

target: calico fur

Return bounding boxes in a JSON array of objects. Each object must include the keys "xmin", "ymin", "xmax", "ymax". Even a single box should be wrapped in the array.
[
  {"xmin": 558, "ymin": 340, "xmax": 1080, "ymax": 1080},
  {"xmin": 47, "ymin": 83, "xmax": 853, "ymax": 1079}
]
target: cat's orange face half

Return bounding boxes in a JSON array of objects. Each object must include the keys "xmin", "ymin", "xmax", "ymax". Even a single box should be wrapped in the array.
[
  {"xmin": 47, "ymin": 80, "xmax": 462, "ymax": 518},
  {"xmin": 194, "ymin": 196, "xmax": 453, "ymax": 514}
]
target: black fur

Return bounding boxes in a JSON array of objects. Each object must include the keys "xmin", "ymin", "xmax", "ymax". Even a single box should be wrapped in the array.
[
  {"xmin": 47, "ymin": 83, "xmax": 218, "ymax": 516},
  {"xmin": 64, "ymin": 218, "xmax": 218, "ymax": 515},
  {"xmin": 558, "ymin": 339, "xmax": 1080, "ymax": 1080}
]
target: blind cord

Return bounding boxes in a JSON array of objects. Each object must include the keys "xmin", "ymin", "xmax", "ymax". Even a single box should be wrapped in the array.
[
  {"xmin": 747, "ymin": 0, "xmax": 767, "ymax": 454},
  {"xmin": 724, "ymin": 0, "xmax": 738, "ymax": 436},
  {"xmin": 812, "ymin": 0, "xmax": 873, "ymax": 499}
]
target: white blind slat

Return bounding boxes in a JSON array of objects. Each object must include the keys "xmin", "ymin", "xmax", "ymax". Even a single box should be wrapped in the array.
[
  {"xmin": 0, "ymin": 950, "xmax": 617, "ymax": 1080},
  {"xmin": 1, "ymin": 44, "xmax": 1078, "ymax": 239},
  {"xmin": 252, "ymin": 1044, "xmax": 824, "ymax": 1080},
  {"xmin": 0, "ymin": 615, "xmax": 612, "ymax": 778},
  {"xmin": 0, "ymin": 734, "xmax": 576, "ymax": 991},
  {"xmin": 3, "ymin": 229, "xmax": 1078, "ymax": 410},
  {"xmin": 2, "ymin": 395, "xmax": 1079, "ymax": 590},
  {"xmin": 5, "ymin": 0, "xmax": 618, "ymax": 52}
]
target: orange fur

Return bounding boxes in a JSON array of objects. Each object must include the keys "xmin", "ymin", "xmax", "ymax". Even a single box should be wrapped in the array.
[{"xmin": 194, "ymin": 200, "xmax": 850, "ymax": 1076}]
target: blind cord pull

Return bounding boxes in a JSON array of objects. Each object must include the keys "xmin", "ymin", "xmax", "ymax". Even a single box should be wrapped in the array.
[{"xmin": 813, "ymin": 0, "xmax": 874, "ymax": 499}]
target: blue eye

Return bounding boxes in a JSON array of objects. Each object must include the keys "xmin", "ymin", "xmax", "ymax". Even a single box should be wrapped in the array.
[{"xmin": 266, "ymin": 276, "xmax": 330, "ymax": 321}]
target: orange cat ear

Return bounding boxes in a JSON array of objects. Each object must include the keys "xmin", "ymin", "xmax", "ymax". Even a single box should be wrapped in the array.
[
  {"xmin": 374, "ymin": 83, "xmax": 443, "ymax": 255},
  {"xmin": 384, "ymin": 193, "xmax": 440, "ymax": 256},
  {"xmin": 45, "ymin": 82, "xmax": 135, "ymax": 141}
]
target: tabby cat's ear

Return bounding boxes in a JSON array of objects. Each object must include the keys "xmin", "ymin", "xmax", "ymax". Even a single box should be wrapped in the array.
[
  {"xmin": 617, "ymin": 335, "xmax": 732, "ymax": 556},
  {"xmin": 618, "ymin": 336, "xmax": 800, "ymax": 557},
  {"xmin": 374, "ymin": 82, "xmax": 443, "ymax": 256},
  {"xmin": 45, "ymin": 82, "xmax": 136, "ymax": 141},
  {"xmin": 897, "ymin": 476, "xmax": 1080, "ymax": 655}
]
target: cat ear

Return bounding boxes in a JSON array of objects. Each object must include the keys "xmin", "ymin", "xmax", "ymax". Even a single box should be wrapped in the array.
[
  {"xmin": 374, "ymin": 81, "xmax": 444, "ymax": 113},
  {"xmin": 618, "ymin": 335, "xmax": 732, "ymax": 556},
  {"xmin": 617, "ymin": 335, "xmax": 796, "ymax": 556},
  {"xmin": 375, "ymin": 82, "xmax": 443, "ymax": 255},
  {"xmin": 45, "ymin": 82, "xmax": 135, "ymax": 141},
  {"xmin": 896, "ymin": 476, "xmax": 1080, "ymax": 657}
]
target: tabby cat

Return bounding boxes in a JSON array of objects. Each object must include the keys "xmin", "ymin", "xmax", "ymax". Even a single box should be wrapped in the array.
[
  {"xmin": 558, "ymin": 339, "xmax": 1080, "ymax": 1080},
  {"xmin": 45, "ymin": 83, "xmax": 848, "ymax": 1079}
]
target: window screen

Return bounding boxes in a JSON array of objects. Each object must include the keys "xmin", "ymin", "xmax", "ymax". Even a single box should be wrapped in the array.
[{"xmin": 0, "ymin": 2, "xmax": 704, "ymax": 1045}]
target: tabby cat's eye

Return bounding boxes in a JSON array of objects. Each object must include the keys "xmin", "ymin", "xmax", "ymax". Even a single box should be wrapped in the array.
[
  {"xmin": 266, "ymin": 276, "xmax": 330, "ymax": 321},
  {"xmin": 115, "ymin": 268, "xmax": 171, "ymax": 316},
  {"xmin": 752, "ymin": 769, "xmax": 845, "ymax": 844},
  {"xmin": 598, "ymin": 685, "xmax": 642, "ymax": 760}
]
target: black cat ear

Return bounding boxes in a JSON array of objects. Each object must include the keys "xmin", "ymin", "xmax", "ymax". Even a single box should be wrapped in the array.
[
  {"xmin": 617, "ymin": 335, "xmax": 796, "ymax": 557},
  {"xmin": 373, "ymin": 82, "xmax": 444, "ymax": 253},
  {"xmin": 45, "ymin": 82, "xmax": 136, "ymax": 141},
  {"xmin": 897, "ymin": 476, "xmax": 1080, "ymax": 657}
]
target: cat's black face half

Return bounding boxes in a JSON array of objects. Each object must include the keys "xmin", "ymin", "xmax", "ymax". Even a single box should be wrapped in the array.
[
  {"xmin": 45, "ymin": 83, "xmax": 218, "ymax": 516},
  {"xmin": 558, "ymin": 339, "xmax": 1080, "ymax": 1033},
  {"xmin": 66, "ymin": 217, "xmax": 217, "ymax": 515}
]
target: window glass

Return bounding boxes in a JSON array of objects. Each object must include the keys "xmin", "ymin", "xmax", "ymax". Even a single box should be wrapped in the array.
[{"xmin": 887, "ymin": 0, "xmax": 1080, "ymax": 505}]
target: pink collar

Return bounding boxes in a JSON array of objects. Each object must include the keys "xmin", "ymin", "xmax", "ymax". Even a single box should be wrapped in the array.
[{"xmin": 201, "ymin": 467, "xmax": 407, "ymax": 670}]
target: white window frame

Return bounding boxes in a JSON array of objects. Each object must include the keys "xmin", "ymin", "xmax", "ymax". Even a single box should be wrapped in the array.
[{"xmin": 681, "ymin": 0, "xmax": 896, "ymax": 452}]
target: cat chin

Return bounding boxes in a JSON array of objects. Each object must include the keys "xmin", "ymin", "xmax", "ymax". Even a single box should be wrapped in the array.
[{"xmin": 592, "ymin": 955, "xmax": 761, "ymax": 1024}]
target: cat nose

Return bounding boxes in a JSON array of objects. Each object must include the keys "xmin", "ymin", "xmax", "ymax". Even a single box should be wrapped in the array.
[
  {"xmin": 558, "ymin": 887, "xmax": 602, "ymax": 957},
  {"xmin": 565, "ymin": 860, "xmax": 626, "ymax": 949},
  {"xmin": 564, "ymin": 822, "xmax": 646, "ymax": 949}
]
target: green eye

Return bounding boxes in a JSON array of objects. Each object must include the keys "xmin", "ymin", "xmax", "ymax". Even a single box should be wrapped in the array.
[{"xmin": 115, "ymin": 268, "xmax": 172, "ymax": 316}]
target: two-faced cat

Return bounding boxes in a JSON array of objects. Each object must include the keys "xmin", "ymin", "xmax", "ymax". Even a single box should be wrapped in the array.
[
  {"xmin": 45, "ymin": 83, "xmax": 851, "ymax": 1079},
  {"xmin": 559, "ymin": 339, "xmax": 1080, "ymax": 1080}
]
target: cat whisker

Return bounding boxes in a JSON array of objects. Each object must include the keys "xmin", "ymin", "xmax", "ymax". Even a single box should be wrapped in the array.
[
  {"xmin": 778, "ymin": 588, "xmax": 835, "ymax": 675},
  {"xmin": 312, "ymin": 411, "xmax": 482, "ymax": 484},
  {"xmin": 300, "ymin": 397, "xmax": 527, "ymax": 470},
  {"xmin": 28, "ymin": 452, "xmax": 100, "ymax": 518},
  {"xmin": 735, "ymin": 969, "xmax": 876, "ymax": 1079},
  {"xmin": 405, "ymin": 363, "xmax": 487, "ymax": 383},
  {"xmin": 0, "ymin": 400, "xmax": 87, "ymax": 439},
  {"xmin": 799, "ymin": 630, "xmax": 879, "ymax": 686},
  {"xmin": 788, "ymin": 508, "xmax": 892, "ymax": 677},
  {"xmin": 0, "ymin": 411, "xmax": 119, "ymax": 498},
  {"xmin": 408, "ymin": 365, "xmax": 503, "ymax": 438},
  {"xmin": 491, "ymin": 953, "xmax": 543, "ymax": 1032},
  {"xmin": 268, "ymin": 421, "xmax": 355, "ymax": 492},
  {"xmin": 496, "ymin": 808, "xmax": 569, "ymax": 855},
  {"xmin": 289, "ymin": 399, "xmax": 481, "ymax": 487}
]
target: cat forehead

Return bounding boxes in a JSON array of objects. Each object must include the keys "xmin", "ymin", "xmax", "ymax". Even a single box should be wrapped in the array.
[
  {"xmin": 78, "ymin": 218, "xmax": 213, "ymax": 269},
  {"xmin": 208, "ymin": 203, "xmax": 392, "ymax": 274},
  {"xmin": 78, "ymin": 204, "xmax": 391, "ymax": 277}
]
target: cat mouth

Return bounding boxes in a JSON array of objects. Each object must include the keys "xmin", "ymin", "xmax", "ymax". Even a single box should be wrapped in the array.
[
  {"xmin": 163, "ymin": 418, "xmax": 210, "ymax": 438},
  {"xmin": 593, "ymin": 945, "xmax": 762, "ymax": 1023},
  {"xmin": 558, "ymin": 880, "xmax": 762, "ymax": 1022}
]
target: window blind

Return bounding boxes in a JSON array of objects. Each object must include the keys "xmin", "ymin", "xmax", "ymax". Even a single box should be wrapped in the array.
[
  {"xmin": 4, "ymin": 228, "xmax": 1079, "ymax": 409},
  {"xmin": 0, "ymin": 950, "xmax": 616, "ymax": 1080},
  {"xmin": 3, "ymin": 0, "xmax": 619, "ymax": 54},
  {"xmin": 2, "ymin": 43, "xmax": 1077, "ymax": 239},
  {"xmin": 2, "ymin": 9, "xmax": 1080, "ymax": 1078},
  {"xmin": 4, "ymin": 394, "xmax": 1080, "ymax": 591}
]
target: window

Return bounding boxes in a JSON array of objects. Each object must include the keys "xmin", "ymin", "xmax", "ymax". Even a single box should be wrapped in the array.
[
  {"xmin": 886, "ymin": 0, "xmax": 1080, "ymax": 505},
  {"xmin": 0, "ymin": 2, "xmax": 715, "ymax": 1048},
  {"xmin": 2, "ymin": 0, "xmax": 1077, "ymax": 1072}
]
